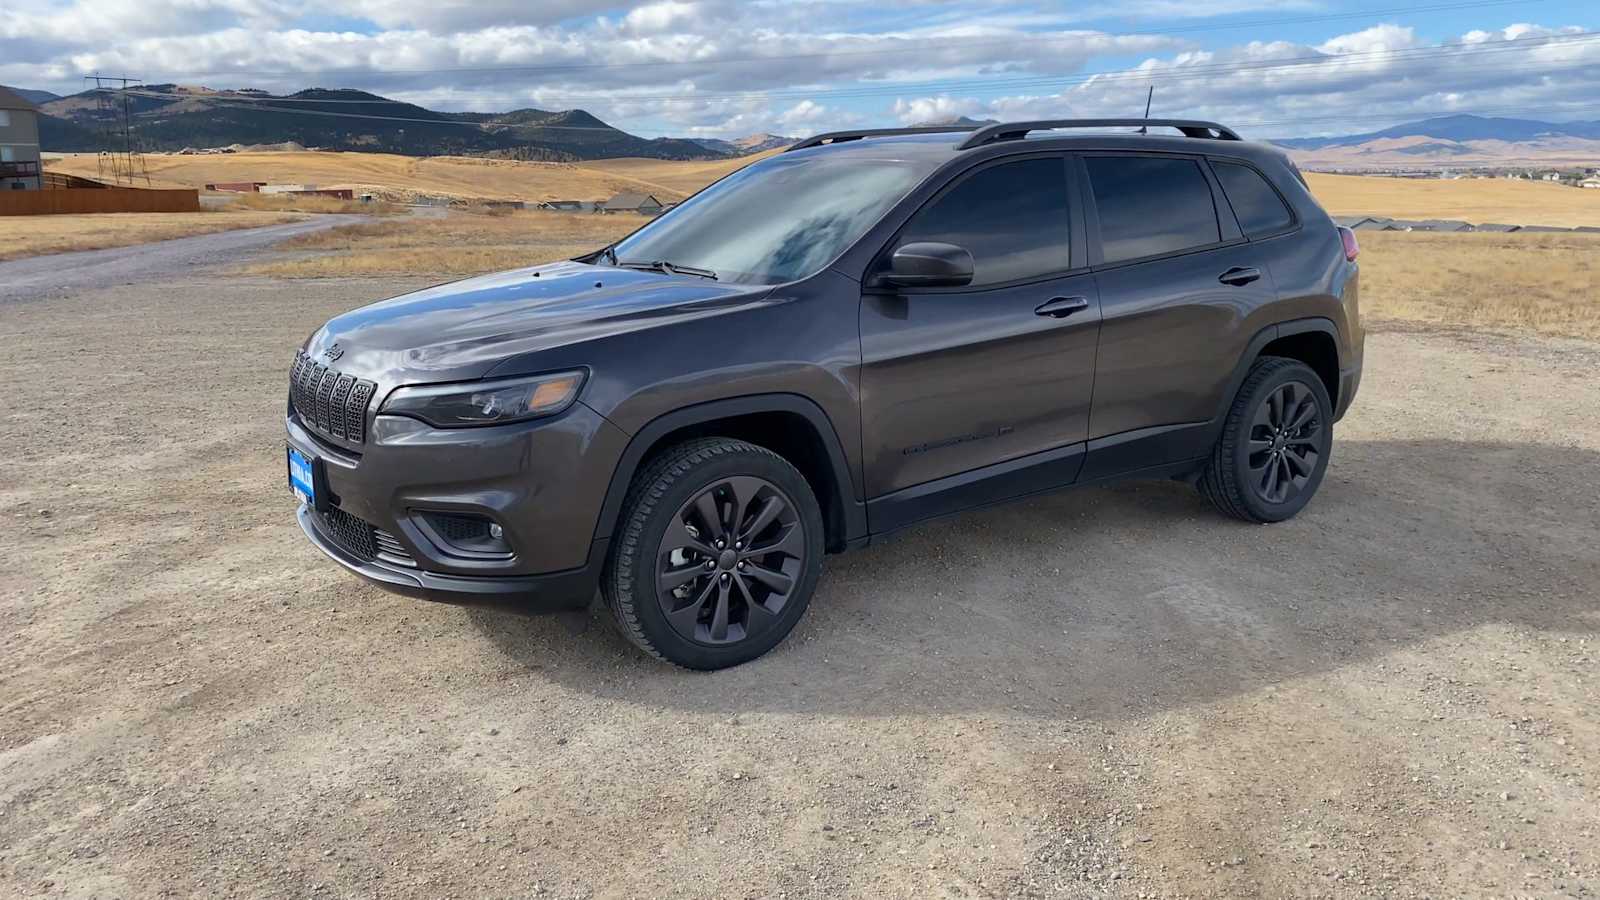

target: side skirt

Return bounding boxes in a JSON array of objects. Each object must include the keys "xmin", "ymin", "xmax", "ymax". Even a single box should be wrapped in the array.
[
  {"xmin": 866, "ymin": 443, "xmax": 1086, "ymax": 536},
  {"xmin": 862, "ymin": 423, "xmax": 1216, "ymax": 541}
]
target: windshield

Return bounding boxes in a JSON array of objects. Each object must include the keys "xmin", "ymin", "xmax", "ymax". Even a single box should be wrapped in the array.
[{"xmin": 609, "ymin": 154, "xmax": 932, "ymax": 285}]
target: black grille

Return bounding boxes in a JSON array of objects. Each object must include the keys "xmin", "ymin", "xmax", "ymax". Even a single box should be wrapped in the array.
[
  {"xmin": 290, "ymin": 351, "xmax": 376, "ymax": 444},
  {"xmin": 318, "ymin": 506, "xmax": 415, "ymax": 567},
  {"xmin": 320, "ymin": 506, "xmax": 377, "ymax": 560},
  {"xmin": 434, "ymin": 513, "xmax": 492, "ymax": 543}
]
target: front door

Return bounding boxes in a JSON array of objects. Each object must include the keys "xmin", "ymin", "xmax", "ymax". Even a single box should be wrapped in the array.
[{"xmin": 859, "ymin": 155, "xmax": 1101, "ymax": 529}]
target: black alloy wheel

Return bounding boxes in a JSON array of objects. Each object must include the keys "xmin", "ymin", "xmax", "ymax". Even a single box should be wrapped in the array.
[
  {"xmin": 603, "ymin": 437, "xmax": 824, "ymax": 669},
  {"xmin": 1199, "ymin": 356, "xmax": 1333, "ymax": 523},
  {"xmin": 656, "ymin": 475, "xmax": 806, "ymax": 645},
  {"xmin": 1247, "ymin": 380, "xmax": 1323, "ymax": 504}
]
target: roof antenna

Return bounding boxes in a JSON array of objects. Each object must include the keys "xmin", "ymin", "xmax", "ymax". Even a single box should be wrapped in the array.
[{"xmin": 1139, "ymin": 86, "xmax": 1154, "ymax": 134}]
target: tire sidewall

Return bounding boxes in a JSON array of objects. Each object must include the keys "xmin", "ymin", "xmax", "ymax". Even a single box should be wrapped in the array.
[
  {"xmin": 1230, "ymin": 364, "xmax": 1333, "ymax": 523},
  {"xmin": 620, "ymin": 445, "xmax": 825, "ymax": 669}
]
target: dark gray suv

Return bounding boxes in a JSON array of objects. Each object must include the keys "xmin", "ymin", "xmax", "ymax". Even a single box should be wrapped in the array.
[{"xmin": 286, "ymin": 118, "xmax": 1364, "ymax": 669}]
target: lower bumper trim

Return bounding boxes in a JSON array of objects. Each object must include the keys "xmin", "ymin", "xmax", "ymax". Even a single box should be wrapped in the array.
[{"xmin": 296, "ymin": 505, "xmax": 602, "ymax": 614}]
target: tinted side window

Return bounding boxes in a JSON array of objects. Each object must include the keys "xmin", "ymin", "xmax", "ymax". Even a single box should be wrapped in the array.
[
  {"xmin": 1087, "ymin": 156, "xmax": 1219, "ymax": 264},
  {"xmin": 1213, "ymin": 161, "xmax": 1294, "ymax": 238},
  {"xmin": 895, "ymin": 158, "xmax": 1070, "ymax": 287}
]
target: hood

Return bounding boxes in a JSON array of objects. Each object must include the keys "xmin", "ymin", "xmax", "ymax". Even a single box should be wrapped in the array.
[{"xmin": 302, "ymin": 261, "xmax": 770, "ymax": 385}]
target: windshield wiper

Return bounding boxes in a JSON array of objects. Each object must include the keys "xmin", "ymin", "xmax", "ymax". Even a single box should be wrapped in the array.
[{"xmin": 617, "ymin": 259, "xmax": 718, "ymax": 281}]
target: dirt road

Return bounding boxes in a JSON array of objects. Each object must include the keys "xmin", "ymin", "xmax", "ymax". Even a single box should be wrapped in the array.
[
  {"xmin": 0, "ymin": 216, "xmax": 364, "ymax": 304},
  {"xmin": 1, "ymin": 267, "xmax": 1596, "ymax": 898}
]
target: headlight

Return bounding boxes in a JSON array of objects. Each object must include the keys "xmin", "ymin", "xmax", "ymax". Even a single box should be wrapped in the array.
[{"xmin": 380, "ymin": 371, "xmax": 586, "ymax": 427}]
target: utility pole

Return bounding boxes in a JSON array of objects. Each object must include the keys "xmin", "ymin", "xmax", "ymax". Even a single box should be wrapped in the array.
[{"xmin": 87, "ymin": 74, "xmax": 151, "ymax": 186}]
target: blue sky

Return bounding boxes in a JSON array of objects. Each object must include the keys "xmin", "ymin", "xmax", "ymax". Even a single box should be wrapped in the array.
[{"xmin": 4, "ymin": 0, "xmax": 1598, "ymax": 138}]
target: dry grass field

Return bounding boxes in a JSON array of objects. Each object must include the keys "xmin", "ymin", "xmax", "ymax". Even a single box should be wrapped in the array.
[
  {"xmin": 45, "ymin": 151, "xmax": 757, "ymax": 205},
  {"xmin": 246, "ymin": 209, "xmax": 641, "ymax": 278},
  {"xmin": 0, "ymin": 210, "xmax": 304, "ymax": 262},
  {"xmin": 1358, "ymin": 230, "xmax": 1600, "ymax": 339},
  {"xmin": 48, "ymin": 149, "xmax": 1600, "ymax": 228},
  {"xmin": 1305, "ymin": 172, "xmax": 1600, "ymax": 227}
]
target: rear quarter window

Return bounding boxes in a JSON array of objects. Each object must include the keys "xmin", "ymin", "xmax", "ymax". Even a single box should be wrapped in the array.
[{"xmin": 1212, "ymin": 161, "xmax": 1296, "ymax": 238}]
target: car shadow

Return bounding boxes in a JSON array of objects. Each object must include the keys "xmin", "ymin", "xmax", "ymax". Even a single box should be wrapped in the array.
[{"xmin": 465, "ymin": 438, "xmax": 1600, "ymax": 721}]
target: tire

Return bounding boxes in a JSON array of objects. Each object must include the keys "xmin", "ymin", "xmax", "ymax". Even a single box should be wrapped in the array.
[
  {"xmin": 1199, "ymin": 356, "xmax": 1333, "ymax": 523},
  {"xmin": 603, "ymin": 437, "xmax": 825, "ymax": 670}
]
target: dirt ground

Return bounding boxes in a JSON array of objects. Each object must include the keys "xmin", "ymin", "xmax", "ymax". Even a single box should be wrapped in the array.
[{"xmin": 1, "ymin": 264, "xmax": 1597, "ymax": 899}]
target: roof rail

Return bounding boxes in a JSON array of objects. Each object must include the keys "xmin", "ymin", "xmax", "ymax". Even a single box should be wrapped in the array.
[
  {"xmin": 956, "ymin": 118, "xmax": 1242, "ymax": 150},
  {"xmin": 786, "ymin": 125, "xmax": 979, "ymax": 152}
]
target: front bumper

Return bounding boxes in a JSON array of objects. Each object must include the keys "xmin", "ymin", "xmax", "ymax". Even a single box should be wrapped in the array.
[
  {"xmin": 296, "ymin": 506, "xmax": 604, "ymax": 612},
  {"xmin": 286, "ymin": 400, "xmax": 629, "ymax": 613}
]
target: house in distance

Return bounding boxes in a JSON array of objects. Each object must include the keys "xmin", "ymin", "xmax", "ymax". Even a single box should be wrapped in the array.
[
  {"xmin": 0, "ymin": 86, "xmax": 43, "ymax": 191},
  {"xmin": 599, "ymin": 192, "xmax": 665, "ymax": 215}
]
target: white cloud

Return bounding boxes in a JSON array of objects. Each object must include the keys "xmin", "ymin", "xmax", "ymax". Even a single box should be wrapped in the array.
[
  {"xmin": 1316, "ymin": 24, "xmax": 1417, "ymax": 55},
  {"xmin": 891, "ymin": 95, "xmax": 984, "ymax": 124},
  {"xmin": 622, "ymin": 1, "xmax": 705, "ymax": 34},
  {"xmin": 4, "ymin": 3, "xmax": 1598, "ymax": 140},
  {"xmin": 889, "ymin": 23, "xmax": 1600, "ymax": 138}
]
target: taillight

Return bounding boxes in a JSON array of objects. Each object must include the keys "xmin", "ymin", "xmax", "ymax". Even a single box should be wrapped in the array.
[{"xmin": 1337, "ymin": 225, "xmax": 1360, "ymax": 262}]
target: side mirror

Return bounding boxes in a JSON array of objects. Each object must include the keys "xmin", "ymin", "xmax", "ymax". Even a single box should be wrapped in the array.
[{"xmin": 880, "ymin": 241, "xmax": 974, "ymax": 288}]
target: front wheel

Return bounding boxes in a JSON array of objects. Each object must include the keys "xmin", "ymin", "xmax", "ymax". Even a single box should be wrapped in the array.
[
  {"xmin": 603, "ymin": 438, "xmax": 824, "ymax": 670},
  {"xmin": 1199, "ymin": 356, "xmax": 1333, "ymax": 523}
]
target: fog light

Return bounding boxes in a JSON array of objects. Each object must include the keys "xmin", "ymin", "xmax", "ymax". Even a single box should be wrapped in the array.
[{"xmin": 414, "ymin": 511, "xmax": 513, "ymax": 558}]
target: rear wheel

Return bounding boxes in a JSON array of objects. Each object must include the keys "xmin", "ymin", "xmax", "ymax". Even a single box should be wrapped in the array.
[
  {"xmin": 603, "ymin": 438, "xmax": 824, "ymax": 670},
  {"xmin": 1199, "ymin": 356, "xmax": 1333, "ymax": 523}
]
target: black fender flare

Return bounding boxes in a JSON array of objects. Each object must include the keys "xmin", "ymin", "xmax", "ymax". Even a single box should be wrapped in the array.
[
  {"xmin": 591, "ymin": 393, "xmax": 866, "ymax": 548},
  {"xmin": 1206, "ymin": 317, "xmax": 1340, "ymax": 442}
]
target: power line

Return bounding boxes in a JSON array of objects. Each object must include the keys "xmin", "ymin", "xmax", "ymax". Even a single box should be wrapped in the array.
[{"xmin": 135, "ymin": 0, "xmax": 1554, "ymax": 80}]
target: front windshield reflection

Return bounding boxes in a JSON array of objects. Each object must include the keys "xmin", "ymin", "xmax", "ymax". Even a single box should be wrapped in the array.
[{"xmin": 611, "ymin": 154, "xmax": 932, "ymax": 285}]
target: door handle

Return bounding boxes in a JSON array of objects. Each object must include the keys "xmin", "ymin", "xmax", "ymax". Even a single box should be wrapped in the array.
[
  {"xmin": 1035, "ymin": 296, "xmax": 1090, "ymax": 318},
  {"xmin": 1219, "ymin": 266, "xmax": 1262, "ymax": 286}
]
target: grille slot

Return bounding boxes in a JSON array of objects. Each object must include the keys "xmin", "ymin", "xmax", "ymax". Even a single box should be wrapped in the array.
[
  {"xmin": 317, "ymin": 506, "xmax": 416, "ymax": 567},
  {"xmin": 289, "ymin": 351, "xmax": 376, "ymax": 445},
  {"xmin": 320, "ymin": 506, "xmax": 377, "ymax": 560},
  {"xmin": 373, "ymin": 528, "xmax": 417, "ymax": 567}
]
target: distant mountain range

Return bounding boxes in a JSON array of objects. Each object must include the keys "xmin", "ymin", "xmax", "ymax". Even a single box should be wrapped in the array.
[
  {"xmin": 916, "ymin": 116, "xmax": 1001, "ymax": 128},
  {"xmin": 4, "ymin": 84, "xmax": 784, "ymax": 161},
  {"xmin": 10, "ymin": 87, "xmax": 60, "ymax": 104},
  {"xmin": 10, "ymin": 87, "xmax": 1595, "ymax": 168},
  {"xmin": 1271, "ymin": 115, "xmax": 1600, "ymax": 149},
  {"xmin": 687, "ymin": 133, "xmax": 796, "ymax": 155},
  {"xmin": 1272, "ymin": 115, "xmax": 1600, "ymax": 169}
]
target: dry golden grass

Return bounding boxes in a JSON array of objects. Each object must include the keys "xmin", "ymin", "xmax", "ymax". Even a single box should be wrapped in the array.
[
  {"xmin": 0, "ymin": 210, "xmax": 305, "ymax": 262},
  {"xmin": 245, "ymin": 210, "xmax": 641, "ymax": 278},
  {"xmin": 47, "ymin": 149, "xmax": 1599, "ymax": 228},
  {"xmin": 228, "ymin": 193, "xmax": 404, "ymax": 215},
  {"xmin": 1357, "ymin": 230, "xmax": 1600, "ymax": 339},
  {"xmin": 1306, "ymin": 173, "xmax": 1600, "ymax": 228},
  {"xmin": 45, "ymin": 151, "xmax": 757, "ymax": 206}
]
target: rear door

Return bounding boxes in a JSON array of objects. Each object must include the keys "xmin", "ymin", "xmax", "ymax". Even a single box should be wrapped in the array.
[
  {"xmin": 859, "ymin": 154, "xmax": 1101, "ymax": 526},
  {"xmin": 1079, "ymin": 152, "xmax": 1278, "ymax": 476}
]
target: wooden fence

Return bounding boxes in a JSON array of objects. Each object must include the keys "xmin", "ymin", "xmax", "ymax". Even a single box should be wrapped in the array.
[{"xmin": 0, "ymin": 187, "xmax": 201, "ymax": 216}]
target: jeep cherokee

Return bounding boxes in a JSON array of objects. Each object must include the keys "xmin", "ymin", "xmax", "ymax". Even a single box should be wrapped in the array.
[{"xmin": 285, "ymin": 118, "xmax": 1363, "ymax": 670}]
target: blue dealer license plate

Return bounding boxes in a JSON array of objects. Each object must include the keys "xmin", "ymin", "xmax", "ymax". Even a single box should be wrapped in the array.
[{"xmin": 287, "ymin": 446, "xmax": 315, "ymax": 506}]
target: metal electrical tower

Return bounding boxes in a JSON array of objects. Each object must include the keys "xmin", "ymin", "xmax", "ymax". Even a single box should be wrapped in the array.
[{"xmin": 87, "ymin": 74, "xmax": 151, "ymax": 186}]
